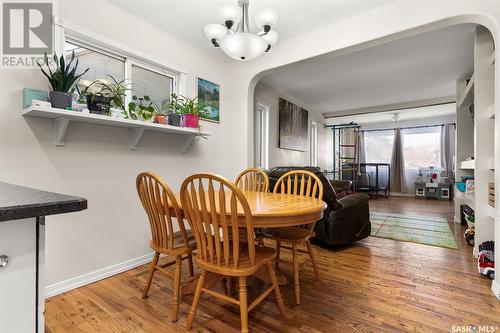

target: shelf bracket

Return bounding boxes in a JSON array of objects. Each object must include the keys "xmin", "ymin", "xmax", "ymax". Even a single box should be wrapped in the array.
[
  {"xmin": 181, "ymin": 135, "xmax": 197, "ymax": 153},
  {"xmin": 54, "ymin": 117, "xmax": 70, "ymax": 146},
  {"xmin": 129, "ymin": 128, "xmax": 145, "ymax": 150}
]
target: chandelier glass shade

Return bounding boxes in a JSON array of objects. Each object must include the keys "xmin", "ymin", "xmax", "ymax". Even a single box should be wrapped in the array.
[{"xmin": 204, "ymin": 0, "xmax": 279, "ymax": 61}]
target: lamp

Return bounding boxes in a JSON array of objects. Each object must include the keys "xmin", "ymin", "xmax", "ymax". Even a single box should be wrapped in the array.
[{"xmin": 204, "ymin": 0, "xmax": 279, "ymax": 61}]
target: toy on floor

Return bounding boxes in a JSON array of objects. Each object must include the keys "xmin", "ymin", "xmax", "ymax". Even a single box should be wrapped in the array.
[
  {"xmin": 464, "ymin": 228, "xmax": 475, "ymax": 246},
  {"xmin": 478, "ymin": 241, "xmax": 495, "ymax": 280},
  {"xmin": 463, "ymin": 209, "xmax": 475, "ymax": 246}
]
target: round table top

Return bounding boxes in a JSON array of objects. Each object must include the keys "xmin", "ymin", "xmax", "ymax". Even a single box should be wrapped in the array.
[{"xmin": 175, "ymin": 191, "xmax": 327, "ymax": 228}]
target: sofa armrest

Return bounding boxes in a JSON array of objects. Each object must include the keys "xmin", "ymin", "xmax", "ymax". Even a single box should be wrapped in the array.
[
  {"xmin": 337, "ymin": 193, "xmax": 369, "ymax": 210},
  {"xmin": 330, "ymin": 180, "xmax": 352, "ymax": 192}
]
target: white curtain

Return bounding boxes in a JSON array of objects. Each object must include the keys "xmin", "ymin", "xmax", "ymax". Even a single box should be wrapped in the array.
[
  {"xmin": 440, "ymin": 124, "xmax": 452, "ymax": 178},
  {"xmin": 358, "ymin": 131, "xmax": 366, "ymax": 163},
  {"xmin": 391, "ymin": 128, "xmax": 407, "ymax": 193}
]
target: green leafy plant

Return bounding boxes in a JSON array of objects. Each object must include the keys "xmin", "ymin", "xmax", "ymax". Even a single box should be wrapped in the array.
[
  {"xmin": 180, "ymin": 96, "xmax": 208, "ymax": 117},
  {"xmin": 128, "ymin": 95, "xmax": 155, "ymax": 120},
  {"xmin": 95, "ymin": 75, "xmax": 130, "ymax": 110},
  {"xmin": 167, "ymin": 93, "xmax": 184, "ymax": 114},
  {"xmin": 165, "ymin": 94, "xmax": 207, "ymax": 117},
  {"xmin": 38, "ymin": 51, "xmax": 89, "ymax": 92},
  {"xmin": 153, "ymin": 98, "xmax": 171, "ymax": 115},
  {"xmin": 78, "ymin": 75, "xmax": 130, "ymax": 110}
]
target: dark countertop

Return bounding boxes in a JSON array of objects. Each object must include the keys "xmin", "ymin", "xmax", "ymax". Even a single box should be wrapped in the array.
[{"xmin": 0, "ymin": 182, "xmax": 87, "ymax": 222}]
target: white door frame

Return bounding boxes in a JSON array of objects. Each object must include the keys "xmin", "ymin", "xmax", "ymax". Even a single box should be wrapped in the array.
[{"xmin": 255, "ymin": 103, "xmax": 270, "ymax": 169}]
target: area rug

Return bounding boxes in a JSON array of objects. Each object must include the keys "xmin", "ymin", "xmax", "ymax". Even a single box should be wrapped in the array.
[{"xmin": 370, "ymin": 211, "xmax": 458, "ymax": 249}]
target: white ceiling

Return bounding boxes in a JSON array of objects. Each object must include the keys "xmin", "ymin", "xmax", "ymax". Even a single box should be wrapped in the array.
[
  {"xmin": 109, "ymin": 0, "xmax": 393, "ymax": 61},
  {"xmin": 261, "ymin": 24, "xmax": 475, "ymax": 115},
  {"xmin": 326, "ymin": 103, "xmax": 456, "ymax": 125}
]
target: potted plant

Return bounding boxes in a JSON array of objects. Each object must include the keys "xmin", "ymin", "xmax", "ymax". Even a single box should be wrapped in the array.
[
  {"xmin": 38, "ymin": 51, "xmax": 89, "ymax": 109},
  {"xmin": 80, "ymin": 75, "xmax": 130, "ymax": 116},
  {"xmin": 166, "ymin": 94, "xmax": 183, "ymax": 126},
  {"xmin": 127, "ymin": 95, "xmax": 155, "ymax": 121},
  {"xmin": 78, "ymin": 81, "xmax": 111, "ymax": 115},
  {"xmin": 152, "ymin": 99, "xmax": 169, "ymax": 125},
  {"xmin": 179, "ymin": 96, "xmax": 207, "ymax": 128}
]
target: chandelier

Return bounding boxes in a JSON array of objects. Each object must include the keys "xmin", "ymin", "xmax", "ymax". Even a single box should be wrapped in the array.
[{"xmin": 204, "ymin": 0, "xmax": 279, "ymax": 61}]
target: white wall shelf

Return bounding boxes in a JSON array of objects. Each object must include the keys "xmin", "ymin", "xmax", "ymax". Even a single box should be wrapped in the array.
[
  {"xmin": 455, "ymin": 190, "xmax": 475, "ymax": 209},
  {"xmin": 458, "ymin": 74, "xmax": 475, "ymax": 107},
  {"xmin": 22, "ymin": 106, "xmax": 210, "ymax": 152},
  {"xmin": 459, "ymin": 159, "xmax": 475, "ymax": 170}
]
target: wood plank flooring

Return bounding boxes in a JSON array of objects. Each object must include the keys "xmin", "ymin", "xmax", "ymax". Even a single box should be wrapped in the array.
[{"xmin": 45, "ymin": 197, "xmax": 500, "ymax": 332}]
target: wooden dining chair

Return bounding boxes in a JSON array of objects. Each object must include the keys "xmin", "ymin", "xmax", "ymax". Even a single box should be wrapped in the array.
[
  {"xmin": 180, "ymin": 173, "xmax": 285, "ymax": 333},
  {"xmin": 136, "ymin": 171, "xmax": 196, "ymax": 322},
  {"xmin": 235, "ymin": 168, "xmax": 269, "ymax": 247},
  {"xmin": 260, "ymin": 170, "xmax": 324, "ymax": 305},
  {"xmin": 235, "ymin": 167, "xmax": 269, "ymax": 192}
]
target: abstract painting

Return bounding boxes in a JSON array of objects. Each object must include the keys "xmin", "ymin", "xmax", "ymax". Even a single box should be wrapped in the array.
[
  {"xmin": 197, "ymin": 78, "xmax": 220, "ymax": 122},
  {"xmin": 279, "ymin": 98, "xmax": 309, "ymax": 151}
]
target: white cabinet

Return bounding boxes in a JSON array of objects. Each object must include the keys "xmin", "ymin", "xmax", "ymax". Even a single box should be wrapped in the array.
[{"xmin": 0, "ymin": 217, "xmax": 44, "ymax": 333}]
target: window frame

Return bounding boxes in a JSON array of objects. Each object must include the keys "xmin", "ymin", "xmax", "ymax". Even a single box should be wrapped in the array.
[
  {"xmin": 401, "ymin": 125, "xmax": 443, "ymax": 169},
  {"xmin": 129, "ymin": 60, "xmax": 175, "ymax": 107},
  {"xmin": 58, "ymin": 23, "xmax": 179, "ymax": 108},
  {"xmin": 310, "ymin": 121, "xmax": 318, "ymax": 167},
  {"xmin": 256, "ymin": 103, "xmax": 270, "ymax": 169},
  {"xmin": 363, "ymin": 129, "xmax": 395, "ymax": 164}
]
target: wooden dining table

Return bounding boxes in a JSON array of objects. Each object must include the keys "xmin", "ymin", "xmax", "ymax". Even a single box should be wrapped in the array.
[
  {"xmin": 174, "ymin": 191, "xmax": 327, "ymax": 293},
  {"xmin": 175, "ymin": 190, "xmax": 327, "ymax": 228}
]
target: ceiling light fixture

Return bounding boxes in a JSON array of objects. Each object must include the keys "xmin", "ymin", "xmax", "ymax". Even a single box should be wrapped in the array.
[{"xmin": 204, "ymin": 0, "xmax": 279, "ymax": 61}]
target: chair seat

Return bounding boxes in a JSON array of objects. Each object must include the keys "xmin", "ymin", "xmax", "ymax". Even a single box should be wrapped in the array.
[
  {"xmin": 260, "ymin": 227, "xmax": 314, "ymax": 242},
  {"xmin": 196, "ymin": 246, "xmax": 276, "ymax": 276}
]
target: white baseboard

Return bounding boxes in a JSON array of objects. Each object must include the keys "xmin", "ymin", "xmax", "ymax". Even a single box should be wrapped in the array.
[
  {"xmin": 45, "ymin": 252, "xmax": 154, "ymax": 298},
  {"xmin": 492, "ymin": 280, "xmax": 500, "ymax": 299}
]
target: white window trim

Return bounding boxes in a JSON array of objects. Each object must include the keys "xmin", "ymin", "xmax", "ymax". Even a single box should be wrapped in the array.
[
  {"xmin": 310, "ymin": 121, "xmax": 318, "ymax": 167},
  {"xmin": 256, "ymin": 103, "xmax": 270, "ymax": 170},
  {"xmin": 54, "ymin": 17, "xmax": 183, "ymax": 99}
]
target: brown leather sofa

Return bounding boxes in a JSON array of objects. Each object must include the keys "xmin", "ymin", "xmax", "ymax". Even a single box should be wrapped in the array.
[
  {"xmin": 330, "ymin": 179, "xmax": 352, "ymax": 198},
  {"xmin": 266, "ymin": 166, "xmax": 371, "ymax": 246}
]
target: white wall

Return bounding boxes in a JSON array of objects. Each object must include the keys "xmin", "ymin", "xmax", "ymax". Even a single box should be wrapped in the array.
[
  {"xmin": 254, "ymin": 82, "xmax": 331, "ymax": 170},
  {"xmin": 0, "ymin": 0, "xmax": 246, "ymax": 287},
  {"xmin": 2, "ymin": 0, "xmax": 500, "ymax": 297}
]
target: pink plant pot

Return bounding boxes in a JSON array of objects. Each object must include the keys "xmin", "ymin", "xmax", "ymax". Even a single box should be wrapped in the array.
[{"xmin": 183, "ymin": 114, "xmax": 199, "ymax": 128}]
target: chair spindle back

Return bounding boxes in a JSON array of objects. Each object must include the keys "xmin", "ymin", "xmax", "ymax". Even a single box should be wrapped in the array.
[
  {"xmin": 136, "ymin": 172, "xmax": 190, "ymax": 251},
  {"xmin": 273, "ymin": 170, "xmax": 324, "ymax": 231},
  {"xmin": 180, "ymin": 173, "xmax": 255, "ymax": 268},
  {"xmin": 235, "ymin": 168, "xmax": 269, "ymax": 192}
]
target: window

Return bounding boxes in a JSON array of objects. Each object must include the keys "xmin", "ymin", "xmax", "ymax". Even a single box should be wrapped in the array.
[
  {"xmin": 131, "ymin": 64, "xmax": 173, "ymax": 107},
  {"xmin": 310, "ymin": 122, "xmax": 318, "ymax": 166},
  {"xmin": 256, "ymin": 104, "xmax": 269, "ymax": 169},
  {"xmin": 65, "ymin": 41, "xmax": 125, "ymax": 88},
  {"xmin": 402, "ymin": 126, "xmax": 442, "ymax": 169},
  {"xmin": 63, "ymin": 36, "xmax": 176, "ymax": 108},
  {"xmin": 363, "ymin": 130, "xmax": 394, "ymax": 163}
]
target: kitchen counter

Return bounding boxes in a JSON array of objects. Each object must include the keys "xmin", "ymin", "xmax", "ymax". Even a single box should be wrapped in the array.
[
  {"xmin": 0, "ymin": 182, "xmax": 87, "ymax": 222},
  {"xmin": 0, "ymin": 182, "xmax": 87, "ymax": 332}
]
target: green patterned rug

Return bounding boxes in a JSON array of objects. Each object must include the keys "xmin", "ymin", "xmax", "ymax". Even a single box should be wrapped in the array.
[{"xmin": 370, "ymin": 211, "xmax": 458, "ymax": 249}]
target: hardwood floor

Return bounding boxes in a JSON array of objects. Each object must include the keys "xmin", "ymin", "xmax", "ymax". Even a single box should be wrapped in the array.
[{"xmin": 45, "ymin": 197, "xmax": 500, "ymax": 332}]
